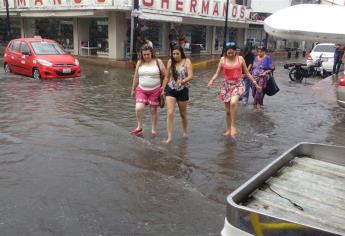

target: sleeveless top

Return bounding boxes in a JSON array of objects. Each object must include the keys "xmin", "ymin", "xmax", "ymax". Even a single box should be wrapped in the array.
[
  {"xmin": 138, "ymin": 61, "xmax": 161, "ymax": 91},
  {"xmin": 223, "ymin": 56, "xmax": 242, "ymax": 80},
  {"xmin": 168, "ymin": 59, "xmax": 189, "ymax": 91}
]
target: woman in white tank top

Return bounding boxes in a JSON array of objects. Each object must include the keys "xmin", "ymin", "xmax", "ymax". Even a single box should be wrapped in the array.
[{"xmin": 131, "ymin": 45, "xmax": 166, "ymax": 137}]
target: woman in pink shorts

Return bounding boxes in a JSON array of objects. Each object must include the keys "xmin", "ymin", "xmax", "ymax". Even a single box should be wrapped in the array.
[{"xmin": 130, "ymin": 45, "xmax": 166, "ymax": 136}]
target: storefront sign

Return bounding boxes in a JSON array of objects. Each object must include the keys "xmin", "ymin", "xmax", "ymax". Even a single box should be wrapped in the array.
[
  {"xmin": 141, "ymin": 0, "xmax": 247, "ymax": 21},
  {"xmin": 0, "ymin": 0, "xmax": 247, "ymax": 22},
  {"xmin": 250, "ymin": 12, "xmax": 271, "ymax": 21}
]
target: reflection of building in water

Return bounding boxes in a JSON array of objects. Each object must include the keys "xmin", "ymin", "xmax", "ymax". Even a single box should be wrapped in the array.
[{"xmin": 0, "ymin": 0, "xmax": 337, "ymax": 59}]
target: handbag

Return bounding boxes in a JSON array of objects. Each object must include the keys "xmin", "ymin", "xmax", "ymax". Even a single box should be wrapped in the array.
[
  {"xmin": 156, "ymin": 59, "xmax": 165, "ymax": 108},
  {"xmin": 265, "ymin": 73, "xmax": 280, "ymax": 96}
]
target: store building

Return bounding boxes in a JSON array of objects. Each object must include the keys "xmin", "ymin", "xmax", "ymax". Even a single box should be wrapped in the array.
[{"xmin": 0, "ymin": 0, "xmax": 254, "ymax": 59}]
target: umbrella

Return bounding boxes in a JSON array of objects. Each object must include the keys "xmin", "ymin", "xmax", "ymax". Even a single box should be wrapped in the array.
[{"xmin": 264, "ymin": 4, "xmax": 345, "ymax": 43}]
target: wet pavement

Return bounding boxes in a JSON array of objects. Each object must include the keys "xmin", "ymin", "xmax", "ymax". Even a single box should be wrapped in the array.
[{"xmin": 0, "ymin": 58, "xmax": 345, "ymax": 235}]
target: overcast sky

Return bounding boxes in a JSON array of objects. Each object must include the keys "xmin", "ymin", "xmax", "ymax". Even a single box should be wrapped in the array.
[{"xmin": 251, "ymin": 0, "xmax": 292, "ymax": 13}]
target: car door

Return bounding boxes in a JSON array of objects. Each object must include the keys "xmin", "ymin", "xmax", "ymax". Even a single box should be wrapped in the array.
[
  {"xmin": 10, "ymin": 40, "xmax": 22, "ymax": 74},
  {"xmin": 20, "ymin": 41, "xmax": 33, "ymax": 76}
]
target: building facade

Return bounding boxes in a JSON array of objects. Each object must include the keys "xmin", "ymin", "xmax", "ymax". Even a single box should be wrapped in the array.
[
  {"xmin": 1, "ymin": 0, "xmax": 341, "ymax": 59},
  {"xmin": 0, "ymin": 0, "xmax": 254, "ymax": 59}
]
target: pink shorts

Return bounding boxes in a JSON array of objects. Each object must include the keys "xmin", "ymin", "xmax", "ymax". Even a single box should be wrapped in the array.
[{"xmin": 135, "ymin": 86, "xmax": 161, "ymax": 106}]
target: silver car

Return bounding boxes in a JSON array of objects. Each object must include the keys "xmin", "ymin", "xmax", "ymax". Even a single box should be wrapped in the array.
[{"xmin": 336, "ymin": 71, "xmax": 345, "ymax": 108}]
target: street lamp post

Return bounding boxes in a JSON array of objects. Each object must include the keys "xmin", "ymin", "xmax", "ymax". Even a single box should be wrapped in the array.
[
  {"xmin": 4, "ymin": 0, "xmax": 12, "ymax": 41},
  {"xmin": 130, "ymin": 0, "xmax": 140, "ymax": 62},
  {"xmin": 222, "ymin": 0, "xmax": 230, "ymax": 56}
]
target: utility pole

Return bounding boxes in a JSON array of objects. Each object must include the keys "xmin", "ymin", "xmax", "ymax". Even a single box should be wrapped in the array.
[
  {"xmin": 130, "ymin": 0, "xmax": 140, "ymax": 62},
  {"xmin": 4, "ymin": 0, "xmax": 12, "ymax": 41},
  {"xmin": 222, "ymin": 0, "xmax": 230, "ymax": 56}
]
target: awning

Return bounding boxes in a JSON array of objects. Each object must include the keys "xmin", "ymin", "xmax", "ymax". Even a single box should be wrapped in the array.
[{"xmin": 139, "ymin": 12, "xmax": 182, "ymax": 23}]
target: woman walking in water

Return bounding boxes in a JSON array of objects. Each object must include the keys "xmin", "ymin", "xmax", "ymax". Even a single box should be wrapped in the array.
[
  {"xmin": 251, "ymin": 46, "xmax": 275, "ymax": 109},
  {"xmin": 161, "ymin": 45, "xmax": 193, "ymax": 144},
  {"xmin": 207, "ymin": 41, "xmax": 260, "ymax": 138},
  {"xmin": 130, "ymin": 45, "xmax": 166, "ymax": 137}
]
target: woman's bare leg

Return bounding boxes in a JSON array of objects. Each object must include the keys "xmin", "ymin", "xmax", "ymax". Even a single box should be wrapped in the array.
[
  {"xmin": 135, "ymin": 103, "xmax": 145, "ymax": 130},
  {"xmin": 230, "ymin": 96, "xmax": 239, "ymax": 136},
  {"xmin": 224, "ymin": 102, "xmax": 231, "ymax": 136},
  {"xmin": 164, "ymin": 96, "xmax": 176, "ymax": 143},
  {"xmin": 177, "ymin": 101, "xmax": 188, "ymax": 137},
  {"xmin": 150, "ymin": 105, "xmax": 158, "ymax": 134}
]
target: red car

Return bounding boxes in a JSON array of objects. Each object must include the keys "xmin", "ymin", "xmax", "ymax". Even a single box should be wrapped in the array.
[{"xmin": 3, "ymin": 38, "xmax": 81, "ymax": 80}]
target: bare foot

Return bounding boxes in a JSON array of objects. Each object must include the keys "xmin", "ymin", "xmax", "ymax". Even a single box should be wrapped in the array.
[
  {"xmin": 223, "ymin": 131, "xmax": 231, "ymax": 136},
  {"xmin": 151, "ymin": 131, "xmax": 157, "ymax": 138},
  {"xmin": 163, "ymin": 139, "xmax": 172, "ymax": 144},
  {"xmin": 182, "ymin": 133, "xmax": 188, "ymax": 138},
  {"xmin": 230, "ymin": 127, "xmax": 238, "ymax": 138}
]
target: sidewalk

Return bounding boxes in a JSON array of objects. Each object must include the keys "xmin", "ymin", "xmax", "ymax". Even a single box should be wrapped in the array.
[
  {"xmin": 78, "ymin": 54, "xmax": 221, "ymax": 69},
  {"xmin": 78, "ymin": 50, "xmax": 291, "ymax": 70},
  {"xmin": 0, "ymin": 50, "xmax": 292, "ymax": 70}
]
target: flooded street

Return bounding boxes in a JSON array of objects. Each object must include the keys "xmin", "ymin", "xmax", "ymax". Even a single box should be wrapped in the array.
[{"xmin": 0, "ymin": 58, "xmax": 345, "ymax": 235}]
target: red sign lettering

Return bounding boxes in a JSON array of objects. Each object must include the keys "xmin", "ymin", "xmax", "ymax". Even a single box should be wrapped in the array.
[
  {"xmin": 54, "ymin": 0, "xmax": 62, "ymax": 4},
  {"xmin": 212, "ymin": 2, "xmax": 219, "ymax": 16},
  {"xmin": 240, "ymin": 5, "xmax": 245, "ymax": 18},
  {"xmin": 74, "ymin": 0, "xmax": 82, "ymax": 4},
  {"xmin": 201, "ymin": 0, "xmax": 209, "ymax": 14},
  {"xmin": 232, "ymin": 5, "xmax": 237, "ymax": 17},
  {"xmin": 176, "ymin": 0, "xmax": 183, "ymax": 11},
  {"xmin": 190, "ymin": 0, "xmax": 197, "ymax": 13},
  {"xmin": 223, "ymin": 2, "xmax": 227, "ymax": 16},
  {"xmin": 142, "ymin": 0, "xmax": 153, "ymax": 7},
  {"xmin": 34, "ymin": 0, "xmax": 42, "ymax": 5},
  {"xmin": 97, "ymin": 0, "xmax": 105, "ymax": 3},
  {"xmin": 17, "ymin": 0, "xmax": 26, "ymax": 6},
  {"xmin": 161, "ymin": 0, "xmax": 169, "ymax": 9}
]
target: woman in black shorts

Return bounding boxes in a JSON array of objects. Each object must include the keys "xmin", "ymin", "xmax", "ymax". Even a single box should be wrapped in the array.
[{"xmin": 161, "ymin": 45, "xmax": 193, "ymax": 144}]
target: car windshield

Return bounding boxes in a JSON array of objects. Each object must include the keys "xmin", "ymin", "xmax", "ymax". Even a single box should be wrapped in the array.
[
  {"xmin": 313, "ymin": 45, "xmax": 335, "ymax": 53},
  {"xmin": 30, "ymin": 41, "xmax": 66, "ymax": 55}
]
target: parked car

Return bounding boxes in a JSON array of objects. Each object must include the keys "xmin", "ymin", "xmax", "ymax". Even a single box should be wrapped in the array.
[
  {"xmin": 306, "ymin": 43, "xmax": 335, "ymax": 77},
  {"xmin": 336, "ymin": 71, "xmax": 345, "ymax": 108},
  {"xmin": 3, "ymin": 38, "xmax": 81, "ymax": 80}
]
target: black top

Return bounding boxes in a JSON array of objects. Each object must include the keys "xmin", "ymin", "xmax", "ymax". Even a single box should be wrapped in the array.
[{"xmin": 244, "ymin": 51, "xmax": 255, "ymax": 67}]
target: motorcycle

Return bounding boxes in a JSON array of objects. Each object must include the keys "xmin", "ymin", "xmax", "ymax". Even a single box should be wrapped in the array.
[{"xmin": 283, "ymin": 55, "xmax": 327, "ymax": 82}]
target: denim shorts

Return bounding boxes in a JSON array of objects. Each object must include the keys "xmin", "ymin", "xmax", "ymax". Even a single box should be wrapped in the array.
[{"xmin": 166, "ymin": 87, "xmax": 189, "ymax": 102}]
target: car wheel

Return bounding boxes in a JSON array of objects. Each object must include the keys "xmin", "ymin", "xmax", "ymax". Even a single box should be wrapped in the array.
[
  {"xmin": 32, "ymin": 68, "xmax": 41, "ymax": 80},
  {"xmin": 4, "ymin": 63, "xmax": 11, "ymax": 73}
]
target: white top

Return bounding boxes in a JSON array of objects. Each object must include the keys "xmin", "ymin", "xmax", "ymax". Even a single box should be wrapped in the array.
[{"xmin": 138, "ymin": 63, "xmax": 161, "ymax": 91}]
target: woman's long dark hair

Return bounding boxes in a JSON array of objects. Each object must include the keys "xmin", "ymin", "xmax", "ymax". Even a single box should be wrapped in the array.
[{"xmin": 170, "ymin": 45, "xmax": 186, "ymax": 81}]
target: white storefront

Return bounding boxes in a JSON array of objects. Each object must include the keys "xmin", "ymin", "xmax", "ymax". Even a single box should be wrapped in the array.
[{"xmin": 0, "ymin": 0, "xmax": 251, "ymax": 59}]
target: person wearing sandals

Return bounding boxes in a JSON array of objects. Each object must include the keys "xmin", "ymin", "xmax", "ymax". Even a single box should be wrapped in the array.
[
  {"xmin": 130, "ymin": 45, "xmax": 166, "ymax": 137},
  {"xmin": 161, "ymin": 45, "xmax": 193, "ymax": 144},
  {"xmin": 207, "ymin": 41, "xmax": 260, "ymax": 138}
]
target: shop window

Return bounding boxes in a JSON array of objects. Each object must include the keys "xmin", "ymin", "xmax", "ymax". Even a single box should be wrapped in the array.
[
  {"xmin": 138, "ymin": 21, "xmax": 162, "ymax": 53},
  {"xmin": 89, "ymin": 18, "xmax": 109, "ymax": 56},
  {"xmin": 0, "ymin": 18, "xmax": 21, "ymax": 51},
  {"xmin": 34, "ymin": 19, "xmax": 74, "ymax": 52},
  {"xmin": 175, "ymin": 25, "xmax": 207, "ymax": 53}
]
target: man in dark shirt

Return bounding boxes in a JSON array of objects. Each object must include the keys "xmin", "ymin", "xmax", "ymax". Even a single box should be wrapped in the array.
[
  {"xmin": 243, "ymin": 47, "xmax": 255, "ymax": 104},
  {"xmin": 333, "ymin": 44, "xmax": 344, "ymax": 76}
]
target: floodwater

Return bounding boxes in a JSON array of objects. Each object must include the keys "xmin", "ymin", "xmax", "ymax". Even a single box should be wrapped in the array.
[{"xmin": 0, "ymin": 58, "xmax": 344, "ymax": 235}]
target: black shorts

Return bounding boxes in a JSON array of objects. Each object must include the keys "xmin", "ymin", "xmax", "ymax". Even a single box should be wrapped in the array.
[{"xmin": 166, "ymin": 87, "xmax": 189, "ymax": 102}]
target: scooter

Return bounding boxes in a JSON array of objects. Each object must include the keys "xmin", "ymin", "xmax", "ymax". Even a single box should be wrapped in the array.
[{"xmin": 283, "ymin": 55, "xmax": 327, "ymax": 82}]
